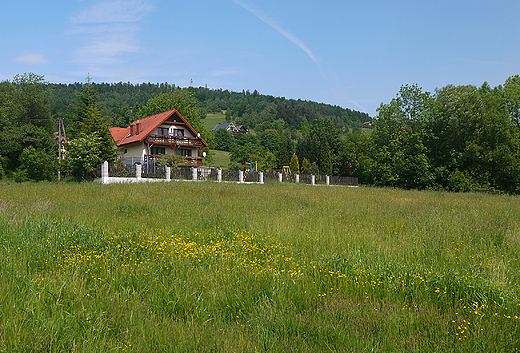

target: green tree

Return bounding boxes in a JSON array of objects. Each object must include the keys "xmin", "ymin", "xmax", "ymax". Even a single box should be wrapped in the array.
[
  {"xmin": 65, "ymin": 133, "xmax": 103, "ymax": 180},
  {"xmin": 0, "ymin": 123, "xmax": 56, "ymax": 174},
  {"xmin": 300, "ymin": 157, "xmax": 310, "ymax": 174},
  {"xmin": 297, "ymin": 117, "xmax": 341, "ymax": 174},
  {"xmin": 434, "ymin": 84, "xmax": 520, "ymax": 192},
  {"xmin": 0, "ymin": 73, "xmax": 53, "ymax": 132},
  {"xmin": 260, "ymin": 129, "xmax": 280, "ymax": 153},
  {"xmin": 140, "ymin": 89, "xmax": 205, "ymax": 135},
  {"xmin": 318, "ymin": 140, "xmax": 332, "ymax": 175},
  {"xmin": 213, "ymin": 129, "xmax": 234, "ymax": 151},
  {"xmin": 289, "ymin": 153, "xmax": 300, "ymax": 174},
  {"xmin": 503, "ymin": 75, "xmax": 520, "ymax": 128},
  {"xmin": 16, "ymin": 145, "xmax": 56, "ymax": 181},
  {"xmin": 370, "ymin": 84, "xmax": 434, "ymax": 188},
  {"xmin": 276, "ymin": 133, "xmax": 290, "ymax": 168},
  {"xmin": 0, "ymin": 73, "xmax": 56, "ymax": 177},
  {"xmin": 74, "ymin": 78, "xmax": 116, "ymax": 163}
]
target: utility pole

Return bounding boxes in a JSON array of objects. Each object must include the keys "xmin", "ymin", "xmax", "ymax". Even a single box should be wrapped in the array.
[{"xmin": 56, "ymin": 118, "xmax": 67, "ymax": 181}]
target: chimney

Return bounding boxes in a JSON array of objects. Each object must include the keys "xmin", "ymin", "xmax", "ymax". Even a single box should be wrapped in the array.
[{"xmin": 136, "ymin": 120, "xmax": 140, "ymax": 134}]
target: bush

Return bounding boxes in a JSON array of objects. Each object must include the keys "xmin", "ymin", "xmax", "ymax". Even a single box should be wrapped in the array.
[
  {"xmin": 447, "ymin": 170, "xmax": 473, "ymax": 192},
  {"xmin": 17, "ymin": 146, "xmax": 56, "ymax": 181}
]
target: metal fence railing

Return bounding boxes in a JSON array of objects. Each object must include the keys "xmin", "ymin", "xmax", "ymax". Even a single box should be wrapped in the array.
[
  {"xmin": 244, "ymin": 170, "xmax": 259, "ymax": 183},
  {"xmin": 171, "ymin": 166, "xmax": 192, "ymax": 180},
  {"xmin": 222, "ymin": 170, "xmax": 240, "ymax": 182}
]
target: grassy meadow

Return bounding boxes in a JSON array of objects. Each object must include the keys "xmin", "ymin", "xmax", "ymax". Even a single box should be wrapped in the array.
[
  {"xmin": 202, "ymin": 112, "xmax": 227, "ymax": 131},
  {"xmin": 1, "ymin": 181, "xmax": 519, "ymax": 352},
  {"xmin": 207, "ymin": 150, "xmax": 231, "ymax": 169}
]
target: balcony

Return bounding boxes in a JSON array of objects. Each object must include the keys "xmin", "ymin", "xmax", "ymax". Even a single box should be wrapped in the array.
[{"xmin": 145, "ymin": 134, "xmax": 205, "ymax": 148}]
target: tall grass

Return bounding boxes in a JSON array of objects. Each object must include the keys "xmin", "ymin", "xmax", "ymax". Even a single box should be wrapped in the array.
[{"xmin": 0, "ymin": 182, "xmax": 519, "ymax": 352}]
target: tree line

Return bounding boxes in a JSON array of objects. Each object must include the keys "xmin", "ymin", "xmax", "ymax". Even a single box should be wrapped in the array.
[
  {"xmin": 0, "ymin": 74, "xmax": 208, "ymax": 181},
  {"xmin": 349, "ymin": 78, "xmax": 520, "ymax": 193},
  {"xmin": 2, "ymin": 72, "xmax": 520, "ymax": 194},
  {"xmin": 211, "ymin": 75, "xmax": 520, "ymax": 194}
]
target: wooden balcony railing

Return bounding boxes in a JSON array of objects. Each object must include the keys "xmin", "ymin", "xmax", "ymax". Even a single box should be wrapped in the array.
[{"xmin": 145, "ymin": 134, "xmax": 204, "ymax": 148}]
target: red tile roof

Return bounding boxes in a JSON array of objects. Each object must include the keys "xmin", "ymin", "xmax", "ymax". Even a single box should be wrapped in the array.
[
  {"xmin": 109, "ymin": 110, "xmax": 208, "ymax": 147},
  {"xmin": 109, "ymin": 127, "xmax": 128, "ymax": 143}
]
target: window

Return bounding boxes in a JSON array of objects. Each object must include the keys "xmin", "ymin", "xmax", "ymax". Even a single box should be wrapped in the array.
[
  {"xmin": 176, "ymin": 149, "xmax": 192, "ymax": 157},
  {"xmin": 173, "ymin": 129, "xmax": 184, "ymax": 137},
  {"xmin": 124, "ymin": 149, "xmax": 128, "ymax": 154},
  {"xmin": 151, "ymin": 147, "xmax": 166, "ymax": 155},
  {"xmin": 157, "ymin": 127, "xmax": 169, "ymax": 135}
]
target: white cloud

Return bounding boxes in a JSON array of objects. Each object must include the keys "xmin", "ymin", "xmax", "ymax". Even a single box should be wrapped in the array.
[
  {"xmin": 74, "ymin": 27, "xmax": 140, "ymax": 65},
  {"xmin": 68, "ymin": 0, "xmax": 153, "ymax": 77},
  {"xmin": 71, "ymin": 0, "xmax": 153, "ymax": 24},
  {"xmin": 15, "ymin": 53, "xmax": 49, "ymax": 65}
]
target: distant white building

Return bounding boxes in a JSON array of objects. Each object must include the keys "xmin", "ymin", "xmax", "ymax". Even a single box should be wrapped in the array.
[{"xmin": 212, "ymin": 122, "xmax": 248, "ymax": 134}]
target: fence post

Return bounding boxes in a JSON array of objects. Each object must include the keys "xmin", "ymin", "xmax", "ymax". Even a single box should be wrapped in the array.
[
  {"xmin": 258, "ymin": 171, "xmax": 264, "ymax": 184},
  {"xmin": 278, "ymin": 172, "xmax": 283, "ymax": 183},
  {"xmin": 295, "ymin": 173, "xmax": 299, "ymax": 183},
  {"xmin": 326, "ymin": 175, "xmax": 330, "ymax": 185},
  {"xmin": 311, "ymin": 174, "xmax": 315, "ymax": 185},
  {"xmin": 192, "ymin": 167, "xmax": 197, "ymax": 181},
  {"xmin": 217, "ymin": 168, "xmax": 222, "ymax": 182},
  {"xmin": 165, "ymin": 166, "xmax": 171, "ymax": 181},
  {"xmin": 136, "ymin": 163, "xmax": 142, "ymax": 181},
  {"xmin": 101, "ymin": 161, "xmax": 109, "ymax": 184},
  {"xmin": 239, "ymin": 170, "xmax": 244, "ymax": 183}
]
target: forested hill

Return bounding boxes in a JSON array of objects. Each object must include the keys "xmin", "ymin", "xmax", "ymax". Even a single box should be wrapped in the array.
[{"xmin": 51, "ymin": 82, "xmax": 371, "ymax": 133}]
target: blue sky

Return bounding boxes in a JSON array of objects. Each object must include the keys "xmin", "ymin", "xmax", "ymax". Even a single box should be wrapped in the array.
[{"xmin": 2, "ymin": 0, "xmax": 520, "ymax": 116}]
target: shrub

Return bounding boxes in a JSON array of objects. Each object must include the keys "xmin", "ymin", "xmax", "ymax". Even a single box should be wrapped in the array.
[{"xmin": 289, "ymin": 153, "xmax": 300, "ymax": 174}]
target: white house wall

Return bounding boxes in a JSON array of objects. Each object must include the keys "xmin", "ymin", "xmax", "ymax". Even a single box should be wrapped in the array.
[
  {"xmin": 119, "ymin": 142, "xmax": 146, "ymax": 160},
  {"xmin": 118, "ymin": 141, "xmax": 199, "ymax": 159}
]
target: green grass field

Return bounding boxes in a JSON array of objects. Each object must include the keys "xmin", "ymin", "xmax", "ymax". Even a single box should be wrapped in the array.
[
  {"xmin": 206, "ymin": 149, "xmax": 230, "ymax": 169},
  {"xmin": 1, "ymin": 182, "xmax": 519, "ymax": 352},
  {"xmin": 203, "ymin": 112, "xmax": 227, "ymax": 131}
]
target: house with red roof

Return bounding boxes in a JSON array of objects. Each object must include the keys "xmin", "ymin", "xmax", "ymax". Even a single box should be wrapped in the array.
[{"xmin": 109, "ymin": 110, "xmax": 208, "ymax": 166}]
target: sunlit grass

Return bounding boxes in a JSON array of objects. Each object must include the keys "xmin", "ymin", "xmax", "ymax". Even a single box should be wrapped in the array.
[{"xmin": 0, "ymin": 182, "xmax": 519, "ymax": 351}]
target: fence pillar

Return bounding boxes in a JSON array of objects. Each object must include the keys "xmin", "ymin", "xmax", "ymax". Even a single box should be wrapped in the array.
[
  {"xmin": 295, "ymin": 173, "xmax": 299, "ymax": 183},
  {"xmin": 326, "ymin": 175, "xmax": 330, "ymax": 185},
  {"xmin": 311, "ymin": 174, "xmax": 315, "ymax": 185},
  {"xmin": 217, "ymin": 168, "xmax": 222, "ymax": 182},
  {"xmin": 278, "ymin": 172, "xmax": 283, "ymax": 183},
  {"xmin": 192, "ymin": 167, "xmax": 197, "ymax": 181},
  {"xmin": 101, "ymin": 161, "xmax": 109, "ymax": 184},
  {"xmin": 165, "ymin": 166, "xmax": 171, "ymax": 181},
  {"xmin": 239, "ymin": 170, "xmax": 244, "ymax": 183},
  {"xmin": 136, "ymin": 163, "xmax": 142, "ymax": 181},
  {"xmin": 258, "ymin": 171, "xmax": 264, "ymax": 184}
]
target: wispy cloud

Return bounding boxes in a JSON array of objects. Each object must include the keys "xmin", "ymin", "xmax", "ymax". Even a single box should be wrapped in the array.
[
  {"xmin": 15, "ymin": 53, "xmax": 48, "ymax": 65},
  {"xmin": 230, "ymin": 0, "xmax": 321, "ymax": 71},
  {"xmin": 332, "ymin": 89, "xmax": 368, "ymax": 113},
  {"xmin": 71, "ymin": 0, "xmax": 153, "ymax": 24},
  {"xmin": 68, "ymin": 0, "xmax": 153, "ymax": 78}
]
